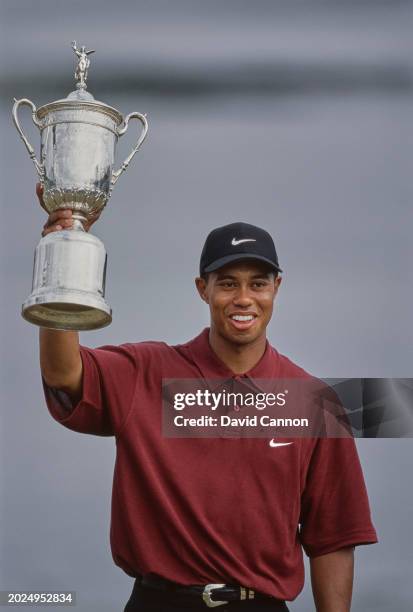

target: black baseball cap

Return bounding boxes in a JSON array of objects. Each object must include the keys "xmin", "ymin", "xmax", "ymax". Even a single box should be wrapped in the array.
[{"xmin": 199, "ymin": 222, "xmax": 282, "ymax": 275}]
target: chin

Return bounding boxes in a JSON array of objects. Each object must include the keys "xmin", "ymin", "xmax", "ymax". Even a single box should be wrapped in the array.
[
  {"xmin": 232, "ymin": 335, "xmax": 257, "ymax": 346},
  {"xmin": 222, "ymin": 326, "xmax": 263, "ymax": 346}
]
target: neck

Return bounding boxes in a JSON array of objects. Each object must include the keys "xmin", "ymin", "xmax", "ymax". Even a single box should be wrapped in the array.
[{"xmin": 208, "ymin": 326, "xmax": 267, "ymax": 375}]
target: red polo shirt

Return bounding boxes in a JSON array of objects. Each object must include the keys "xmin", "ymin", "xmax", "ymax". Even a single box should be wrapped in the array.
[{"xmin": 43, "ymin": 328, "xmax": 377, "ymax": 601}]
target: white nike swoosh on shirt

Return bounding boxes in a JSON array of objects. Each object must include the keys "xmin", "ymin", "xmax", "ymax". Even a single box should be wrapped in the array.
[
  {"xmin": 269, "ymin": 439, "xmax": 294, "ymax": 448},
  {"xmin": 231, "ymin": 238, "xmax": 257, "ymax": 246}
]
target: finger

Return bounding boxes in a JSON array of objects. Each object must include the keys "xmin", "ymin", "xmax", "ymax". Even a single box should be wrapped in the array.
[
  {"xmin": 58, "ymin": 217, "xmax": 73, "ymax": 228},
  {"xmin": 45, "ymin": 209, "xmax": 73, "ymax": 226},
  {"xmin": 42, "ymin": 217, "xmax": 73, "ymax": 234},
  {"xmin": 43, "ymin": 218, "xmax": 72, "ymax": 232},
  {"xmin": 42, "ymin": 224, "xmax": 63, "ymax": 237}
]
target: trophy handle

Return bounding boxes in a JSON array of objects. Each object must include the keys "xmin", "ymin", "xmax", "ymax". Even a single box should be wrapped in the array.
[
  {"xmin": 12, "ymin": 98, "xmax": 44, "ymax": 181},
  {"xmin": 111, "ymin": 112, "xmax": 148, "ymax": 188}
]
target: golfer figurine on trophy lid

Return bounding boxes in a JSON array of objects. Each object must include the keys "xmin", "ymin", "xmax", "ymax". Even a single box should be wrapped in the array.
[{"xmin": 12, "ymin": 41, "xmax": 148, "ymax": 330}]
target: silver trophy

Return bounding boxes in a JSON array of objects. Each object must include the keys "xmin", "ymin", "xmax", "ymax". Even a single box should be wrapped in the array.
[{"xmin": 12, "ymin": 42, "xmax": 148, "ymax": 330}]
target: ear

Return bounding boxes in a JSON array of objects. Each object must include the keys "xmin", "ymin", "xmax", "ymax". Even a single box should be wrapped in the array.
[
  {"xmin": 195, "ymin": 277, "xmax": 209, "ymax": 304},
  {"xmin": 273, "ymin": 275, "xmax": 282, "ymax": 298}
]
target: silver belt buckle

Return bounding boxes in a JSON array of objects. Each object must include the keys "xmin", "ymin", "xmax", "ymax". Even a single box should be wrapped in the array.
[{"xmin": 202, "ymin": 584, "xmax": 228, "ymax": 607}]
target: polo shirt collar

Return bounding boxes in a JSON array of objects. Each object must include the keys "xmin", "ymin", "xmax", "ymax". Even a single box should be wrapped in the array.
[{"xmin": 187, "ymin": 328, "xmax": 280, "ymax": 391}]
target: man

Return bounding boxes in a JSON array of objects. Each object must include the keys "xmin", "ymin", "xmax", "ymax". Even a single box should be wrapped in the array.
[{"xmin": 39, "ymin": 185, "xmax": 377, "ymax": 611}]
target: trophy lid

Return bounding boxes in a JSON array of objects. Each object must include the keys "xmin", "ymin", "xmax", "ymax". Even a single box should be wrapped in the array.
[{"xmin": 36, "ymin": 42, "xmax": 124, "ymax": 124}]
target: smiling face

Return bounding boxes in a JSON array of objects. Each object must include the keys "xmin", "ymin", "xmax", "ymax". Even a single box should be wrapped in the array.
[{"xmin": 195, "ymin": 260, "xmax": 282, "ymax": 347}]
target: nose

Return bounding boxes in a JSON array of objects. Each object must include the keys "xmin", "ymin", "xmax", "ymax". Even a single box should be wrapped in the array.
[{"xmin": 233, "ymin": 285, "xmax": 254, "ymax": 307}]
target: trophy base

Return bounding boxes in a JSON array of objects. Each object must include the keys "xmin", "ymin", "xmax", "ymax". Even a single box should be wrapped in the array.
[
  {"xmin": 22, "ymin": 230, "xmax": 112, "ymax": 331},
  {"xmin": 22, "ymin": 290, "xmax": 112, "ymax": 331}
]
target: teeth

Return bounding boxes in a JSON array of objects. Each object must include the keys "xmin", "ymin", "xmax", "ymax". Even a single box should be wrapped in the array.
[{"xmin": 231, "ymin": 315, "xmax": 254, "ymax": 321}]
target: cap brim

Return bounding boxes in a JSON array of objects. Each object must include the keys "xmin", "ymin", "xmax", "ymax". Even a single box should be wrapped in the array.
[{"xmin": 203, "ymin": 253, "xmax": 282, "ymax": 274}]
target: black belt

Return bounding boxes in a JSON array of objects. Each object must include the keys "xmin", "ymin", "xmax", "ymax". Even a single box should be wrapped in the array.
[{"xmin": 138, "ymin": 574, "xmax": 287, "ymax": 609}]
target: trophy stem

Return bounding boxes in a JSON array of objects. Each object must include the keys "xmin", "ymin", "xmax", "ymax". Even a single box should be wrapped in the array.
[{"xmin": 71, "ymin": 216, "xmax": 87, "ymax": 231}]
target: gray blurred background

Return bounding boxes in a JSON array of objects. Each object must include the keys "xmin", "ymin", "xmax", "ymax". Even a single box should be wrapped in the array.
[{"xmin": 1, "ymin": 1, "xmax": 412, "ymax": 610}]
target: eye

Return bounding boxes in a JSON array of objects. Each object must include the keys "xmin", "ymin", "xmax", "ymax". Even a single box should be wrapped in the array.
[
  {"xmin": 252, "ymin": 281, "xmax": 268, "ymax": 288},
  {"xmin": 218, "ymin": 281, "xmax": 237, "ymax": 288}
]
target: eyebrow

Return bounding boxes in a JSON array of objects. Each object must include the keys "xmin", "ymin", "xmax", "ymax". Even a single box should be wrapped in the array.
[{"xmin": 215, "ymin": 273, "xmax": 272, "ymax": 280}]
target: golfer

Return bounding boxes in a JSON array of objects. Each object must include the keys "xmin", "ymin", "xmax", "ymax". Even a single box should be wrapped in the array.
[{"xmin": 38, "ymin": 185, "xmax": 377, "ymax": 611}]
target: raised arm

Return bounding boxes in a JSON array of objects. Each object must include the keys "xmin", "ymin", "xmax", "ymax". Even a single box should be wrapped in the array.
[
  {"xmin": 37, "ymin": 183, "xmax": 101, "ymax": 403},
  {"xmin": 40, "ymin": 328, "xmax": 82, "ymax": 403},
  {"xmin": 310, "ymin": 547, "xmax": 354, "ymax": 612}
]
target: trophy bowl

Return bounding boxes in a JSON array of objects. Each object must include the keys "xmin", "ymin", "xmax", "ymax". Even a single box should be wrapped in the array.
[{"xmin": 12, "ymin": 42, "xmax": 148, "ymax": 330}]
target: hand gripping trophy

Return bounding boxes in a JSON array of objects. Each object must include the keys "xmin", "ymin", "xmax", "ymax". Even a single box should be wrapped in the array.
[{"xmin": 12, "ymin": 42, "xmax": 148, "ymax": 330}]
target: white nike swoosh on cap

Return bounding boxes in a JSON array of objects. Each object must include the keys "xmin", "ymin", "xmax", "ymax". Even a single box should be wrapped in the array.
[
  {"xmin": 231, "ymin": 238, "xmax": 257, "ymax": 246},
  {"xmin": 269, "ymin": 439, "xmax": 294, "ymax": 448}
]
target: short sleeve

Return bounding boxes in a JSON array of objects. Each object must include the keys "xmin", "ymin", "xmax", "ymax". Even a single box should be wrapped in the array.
[
  {"xmin": 299, "ymin": 438, "xmax": 378, "ymax": 557},
  {"xmin": 42, "ymin": 343, "xmax": 138, "ymax": 437}
]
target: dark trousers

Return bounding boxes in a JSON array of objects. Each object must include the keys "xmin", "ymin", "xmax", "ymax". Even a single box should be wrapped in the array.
[{"xmin": 124, "ymin": 579, "xmax": 289, "ymax": 612}]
